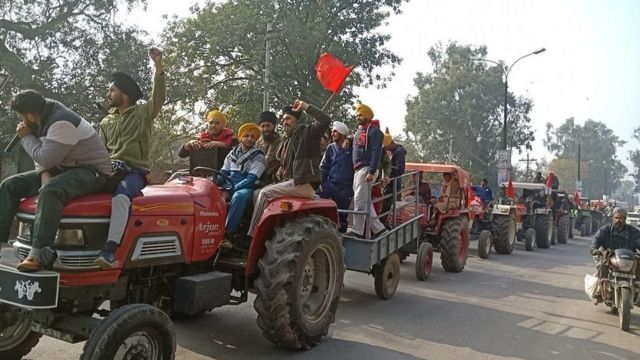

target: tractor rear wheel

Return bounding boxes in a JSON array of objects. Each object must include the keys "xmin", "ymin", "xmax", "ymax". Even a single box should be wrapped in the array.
[
  {"xmin": 493, "ymin": 213, "xmax": 516, "ymax": 254},
  {"xmin": 80, "ymin": 304, "xmax": 175, "ymax": 360},
  {"xmin": 440, "ymin": 216, "xmax": 469, "ymax": 272},
  {"xmin": 557, "ymin": 215, "xmax": 569, "ymax": 244},
  {"xmin": 0, "ymin": 305, "xmax": 42, "ymax": 360},
  {"xmin": 568, "ymin": 217, "xmax": 574, "ymax": 239},
  {"xmin": 551, "ymin": 227, "xmax": 558, "ymax": 245},
  {"xmin": 535, "ymin": 214, "xmax": 552, "ymax": 249},
  {"xmin": 585, "ymin": 216, "xmax": 592, "ymax": 236},
  {"xmin": 254, "ymin": 215, "xmax": 344, "ymax": 350}
]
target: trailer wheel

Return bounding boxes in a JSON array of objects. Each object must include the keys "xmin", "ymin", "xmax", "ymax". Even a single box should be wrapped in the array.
[
  {"xmin": 477, "ymin": 230, "xmax": 492, "ymax": 259},
  {"xmin": 415, "ymin": 242, "xmax": 434, "ymax": 281},
  {"xmin": 0, "ymin": 305, "xmax": 42, "ymax": 360},
  {"xmin": 80, "ymin": 304, "xmax": 175, "ymax": 360},
  {"xmin": 373, "ymin": 253, "xmax": 401, "ymax": 300}
]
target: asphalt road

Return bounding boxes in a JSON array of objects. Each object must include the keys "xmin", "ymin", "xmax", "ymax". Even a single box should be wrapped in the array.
[{"xmin": 24, "ymin": 235, "xmax": 639, "ymax": 360}]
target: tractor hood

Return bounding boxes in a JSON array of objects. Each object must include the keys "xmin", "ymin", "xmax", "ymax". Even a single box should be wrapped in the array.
[{"xmin": 18, "ymin": 183, "xmax": 197, "ymax": 218}]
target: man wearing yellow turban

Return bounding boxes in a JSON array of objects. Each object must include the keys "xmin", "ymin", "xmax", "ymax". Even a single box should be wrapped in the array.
[
  {"xmin": 178, "ymin": 109, "xmax": 238, "ymax": 158},
  {"xmin": 217, "ymin": 122, "xmax": 266, "ymax": 248}
]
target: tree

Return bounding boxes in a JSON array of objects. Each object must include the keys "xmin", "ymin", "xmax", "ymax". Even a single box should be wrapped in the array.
[
  {"xmin": 0, "ymin": 0, "xmax": 165, "ymax": 178},
  {"xmin": 630, "ymin": 127, "xmax": 640, "ymax": 192},
  {"xmin": 404, "ymin": 42, "xmax": 535, "ymax": 182},
  {"xmin": 161, "ymin": 0, "xmax": 405, "ymax": 129},
  {"xmin": 545, "ymin": 118, "xmax": 627, "ymax": 198}
]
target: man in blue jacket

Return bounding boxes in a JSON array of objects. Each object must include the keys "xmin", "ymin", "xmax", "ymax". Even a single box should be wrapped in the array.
[
  {"xmin": 346, "ymin": 104, "xmax": 387, "ymax": 239},
  {"xmin": 218, "ymin": 123, "xmax": 266, "ymax": 248},
  {"xmin": 318, "ymin": 121, "xmax": 353, "ymax": 233}
]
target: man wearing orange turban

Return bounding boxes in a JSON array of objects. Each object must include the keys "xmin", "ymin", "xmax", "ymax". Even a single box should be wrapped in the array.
[
  {"xmin": 178, "ymin": 109, "xmax": 238, "ymax": 158},
  {"xmin": 218, "ymin": 122, "xmax": 266, "ymax": 248}
]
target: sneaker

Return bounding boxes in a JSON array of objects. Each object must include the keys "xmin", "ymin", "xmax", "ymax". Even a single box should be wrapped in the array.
[{"xmin": 95, "ymin": 241, "xmax": 118, "ymax": 269}]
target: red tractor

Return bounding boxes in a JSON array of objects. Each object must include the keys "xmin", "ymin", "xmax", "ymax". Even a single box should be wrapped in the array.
[
  {"xmin": 0, "ymin": 168, "xmax": 344, "ymax": 359},
  {"xmin": 396, "ymin": 163, "xmax": 472, "ymax": 273}
]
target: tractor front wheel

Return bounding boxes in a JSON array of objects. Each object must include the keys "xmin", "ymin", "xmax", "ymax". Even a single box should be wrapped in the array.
[{"xmin": 0, "ymin": 305, "xmax": 42, "ymax": 360}]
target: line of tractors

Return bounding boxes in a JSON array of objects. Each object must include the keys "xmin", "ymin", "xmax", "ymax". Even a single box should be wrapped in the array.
[{"xmin": 0, "ymin": 161, "xmax": 610, "ymax": 360}]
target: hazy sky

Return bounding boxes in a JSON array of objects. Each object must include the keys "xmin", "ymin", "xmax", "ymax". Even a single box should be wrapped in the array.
[{"xmin": 126, "ymin": 0, "xmax": 639, "ymax": 173}]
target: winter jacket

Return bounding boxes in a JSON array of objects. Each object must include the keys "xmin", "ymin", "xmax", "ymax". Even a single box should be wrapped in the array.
[
  {"xmin": 388, "ymin": 143, "xmax": 407, "ymax": 178},
  {"xmin": 320, "ymin": 141, "xmax": 354, "ymax": 187},
  {"xmin": 592, "ymin": 224, "xmax": 640, "ymax": 252},
  {"xmin": 353, "ymin": 121, "xmax": 384, "ymax": 174},
  {"xmin": 178, "ymin": 127, "xmax": 237, "ymax": 158},
  {"xmin": 276, "ymin": 105, "xmax": 331, "ymax": 187}
]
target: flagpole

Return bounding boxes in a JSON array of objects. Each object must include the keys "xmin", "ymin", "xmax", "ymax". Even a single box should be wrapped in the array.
[{"xmin": 321, "ymin": 92, "xmax": 338, "ymax": 111}]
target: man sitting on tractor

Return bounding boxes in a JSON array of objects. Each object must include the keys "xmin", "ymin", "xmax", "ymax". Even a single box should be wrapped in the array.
[
  {"xmin": 472, "ymin": 178, "xmax": 494, "ymax": 206},
  {"xmin": 247, "ymin": 100, "xmax": 331, "ymax": 236},
  {"xmin": 178, "ymin": 110, "xmax": 237, "ymax": 157},
  {"xmin": 218, "ymin": 123, "xmax": 266, "ymax": 249},
  {"xmin": 2, "ymin": 90, "xmax": 112, "ymax": 272},
  {"xmin": 430, "ymin": 172, "xmax": 461, "ymax": 226}
]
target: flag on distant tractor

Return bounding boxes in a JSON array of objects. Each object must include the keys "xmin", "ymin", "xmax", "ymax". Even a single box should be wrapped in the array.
[{"xmin": 506, "ymin": 177, "xmax": 516, "ymax": 199}]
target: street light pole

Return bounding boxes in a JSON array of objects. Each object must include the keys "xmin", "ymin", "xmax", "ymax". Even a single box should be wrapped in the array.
[{"xmin": 474, "ymin": 48, "xmax": 546, "ymax": 150}]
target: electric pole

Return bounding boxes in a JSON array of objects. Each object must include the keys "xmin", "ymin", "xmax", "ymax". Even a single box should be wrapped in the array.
[
  {"xmin": 519, "ymin": 153, "xmax": 537, "ymax": 180},
  {"xmin": 263, "ymin": 22, "xmax": 273, "ymax": 111}
]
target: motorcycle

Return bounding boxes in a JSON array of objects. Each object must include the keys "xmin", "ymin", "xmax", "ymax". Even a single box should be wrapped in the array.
[{"xmin": 592, "ymin": 247, "xmax": 640, "ymax": 331}]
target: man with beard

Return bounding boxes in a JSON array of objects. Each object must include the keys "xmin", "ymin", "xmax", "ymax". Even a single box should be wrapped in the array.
[
  {"xmin": 345, "ymin": 104, "xmax": 387, "ymax": 239},
  {"xmin": 178, "ymin": 110, "xmax": 237, "ymax": 157},
  {"xmin": 217, "ymin": 123, "xmax": 266, "ymax": 248},
  {"xmin": 255, "ymin": 111, "xmax": 281, "ymax": 185},
  {"xmin": 318, "ymin": 121, "xmax": 353, "ymax": 233},
  {"xmin": 94, "ymin": 47, "xmax": 166, "ymax": 268},
  {"xmin": 0, "ymin": 90, "xmax": 112, "ymax": 271},
  {"xmin": 247, "ymin": 100, "xmax": 331, "ymax": 236}
]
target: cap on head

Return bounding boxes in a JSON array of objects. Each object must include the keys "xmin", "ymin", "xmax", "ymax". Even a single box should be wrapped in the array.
[
  {"xmin": 355, "ymin": 103, "xmax": 374, "ymax": 120},
  {"xmin": 207, "ymin": 110, "xmax": 227, "ymax": 126},
  {"xmin": 383, "ymin": 127, "xmax": 393, "ymax": 147},
  {"xmin": 332, "ymin": 121, "xmax": 349, "ymax": 136},
  {"xmin": 257, "ymin": 111, "xmax": 277, "ymax": 125},
  {"xmin": 238, "ymin": 122, "xmax": 260, "ymax": 139},
  {"xmin": 111, "ymin": 72, "xmax": 143, "ymax": 103},
  {"xmin": 281, "ymin": 105, "xmax": 301, "ymax": 120}
]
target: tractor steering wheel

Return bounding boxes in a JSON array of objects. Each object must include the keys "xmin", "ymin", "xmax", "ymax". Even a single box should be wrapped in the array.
[{"xmin": 192, "ymin": 167, "xmax": 234, "ymax": 192}]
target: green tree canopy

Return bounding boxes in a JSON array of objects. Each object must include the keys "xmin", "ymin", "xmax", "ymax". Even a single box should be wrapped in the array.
[
  {"xmin": 161, "ymin": 0, "xmax": 406, "ymax": 129},
  {"xmin": 403, "ymin": 42, "xmax": 535, "ymax": 183},
  {"xmin": 545, "ymin": 118, "xmax": 627, "ymax": 198},
  {"xmin": 630, "ymin": 127, "xmax": 640, "ymax": 192}
]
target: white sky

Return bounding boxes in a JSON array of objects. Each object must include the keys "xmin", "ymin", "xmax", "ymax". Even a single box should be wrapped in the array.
[{"xmin": 125, "ymin": 0, "xmax": 640, "ymax": 173}]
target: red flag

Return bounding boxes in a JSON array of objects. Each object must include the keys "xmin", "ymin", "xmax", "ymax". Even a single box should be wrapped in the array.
[
  {"xmin": 574, "ymin": 191, "xmax": 581, "ymax": 204},
  {"xmin": 506, "ymin": 178, "xmax": 516, "ymax": 199},
  {"xmin": 315, "ymin": 53, "xmax": 353, "ymax": 93}
]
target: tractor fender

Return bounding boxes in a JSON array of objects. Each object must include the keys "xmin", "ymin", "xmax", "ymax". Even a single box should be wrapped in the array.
[{"xmin": 245, "ymin": 197, "xmax": 338, "ymax": 275}]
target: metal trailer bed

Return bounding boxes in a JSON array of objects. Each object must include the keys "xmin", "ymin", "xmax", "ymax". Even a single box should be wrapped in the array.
[{"xmin": 341, "ymin": 172, "xmax": 427, "ymax": 300}]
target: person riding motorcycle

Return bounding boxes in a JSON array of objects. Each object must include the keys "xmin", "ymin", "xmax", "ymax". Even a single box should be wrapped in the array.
[{"xmin": 590, "ymin": 207, "xmax": 640, "ymax": 302}]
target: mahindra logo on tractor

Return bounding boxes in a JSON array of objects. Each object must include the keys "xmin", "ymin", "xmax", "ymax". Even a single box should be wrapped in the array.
[
  {"xmin": 15, "ymin": 280, "xmax": 41, "ymax": 301},
  {"xmin": 197, "ymin": 222, "xmax": 219, "ymax": 233}
]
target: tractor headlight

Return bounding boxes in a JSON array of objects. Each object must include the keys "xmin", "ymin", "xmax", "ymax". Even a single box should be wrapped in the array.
[
  {"xmin": 54, "ymin": 229, "xmax": 85, "ymax": 246},
  {"xmin": 17, "ymin": 222, "xmax": 31, "ymax": 242}
]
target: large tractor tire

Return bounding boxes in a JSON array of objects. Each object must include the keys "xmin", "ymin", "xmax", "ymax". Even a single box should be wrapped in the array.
[
  {"xmin": 415, "ymin": 242, "xmax": 434, "ymax": 280},
  {"xmin": 440, "ymin": 216, "xmax": 470, "ymax": 273},
  {"xmin": 524, "ymin": 228, "xmax": 536, "ymax": 251},
  {"xmin": 493, "ymin": 213, "xmax": 516, "ymax": 254},
  {"xmin": 374, "ymin": 253, "xmax": 401, "ymax": 299},
  {"xmin": 551, "ymin": 227, "xmax": 558, "ymax": 246},
  {"xmin": 535, "ymin": 214, "xmax": 553, "ymax": 249},
  {"xmin": 557, "ymin": 215, "xmax": 569, "ymax": 244},
  {"xmin": 81, "ymin": 304, "xmax": 175, "ymax": 360},
  {"xmin": 254, "ymin": 215, "xmax": 344, "ymax": 350},
  {"xmin": 0, "ymin": 305, "xmax": 42, "ymax": 360}
]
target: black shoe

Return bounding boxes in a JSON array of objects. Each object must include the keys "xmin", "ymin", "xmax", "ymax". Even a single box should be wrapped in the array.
[
  {"xmin": 373, "ymin": 229, "xmax": 389, "ymax": 238},
  {"xmin": 95, "ymin": 241, "xmax": 118, "ymax": 269}
]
